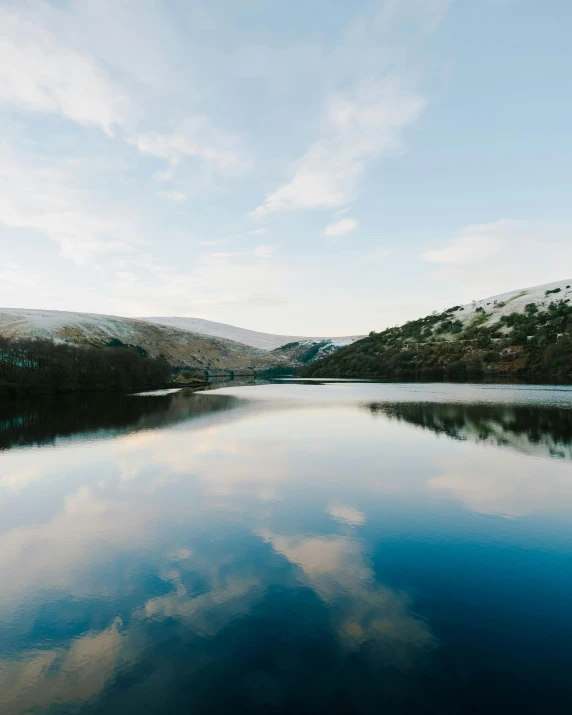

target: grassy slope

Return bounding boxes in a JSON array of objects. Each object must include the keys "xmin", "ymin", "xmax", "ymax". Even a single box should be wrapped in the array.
[
  {"xmin": 300, "ymin": 295, "xmax": 572, "ymax": 381},
  {"xmin": 0, "ymin": 308, "xmax": 285, "ymax": 372}
]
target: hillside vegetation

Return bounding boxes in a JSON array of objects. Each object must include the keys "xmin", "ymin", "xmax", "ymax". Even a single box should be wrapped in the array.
[
  {"xmin": 270, "ymin": 337, "xmax": 357, "ymax": 364},
  {"xmin": 0, "ymin": 336, "xmax": 172, "ymax": 396},
  {"xmin": 301, "ymin": 281, "xmax": 572, "ymax": 382}
]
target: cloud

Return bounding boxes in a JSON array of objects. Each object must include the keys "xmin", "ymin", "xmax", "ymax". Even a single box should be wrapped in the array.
[
  {"xmin": 367, "ymin": 249, "xmax": 392, "ymax": 261},
  {"xmin": 429, "ymin": 446, "xmax": 572, "ymax": 518},
  {"xmin": 251, "ymin": 244, "xmax": 276, "ymax": 259},
  {"xmin": 132, "ymin": 116, "xmax": 247, "ymax": 175},
  {"xmin": 0, "ymin": 148, "xmax": 144, "ymax": 264},
  {"xmin": 153, "ymin": 168, "xmax": 175, "ymax": 183},
  {"xmin": 248, "ymin": 0, "xmax": 454, "ymax": 220},
  {"xmin": 158, "ymin": 191, "xmax": 187, "ymax": 202},
  {"xmin": 262, "ymin": 530, "xmax": 436, "ymax": 660},
  {"xmin": 322, "ymin": 217, "xmax": 359, "ymax": 238},
  {"xmin": 0, "ymin": 618, "xmax": 123, "ymax": 713},
  {"xmin": 421, "ymin": 221, "xmax": 517, "ymax": 264},
  {"xmin": 327, "ymin": 504, "xmax": 365, "ymax": 525},
  {"xmin": 251, "ymin": 79, "xmax": 425, "ymax": 217},
  {"xmin": 0, "ymin": 5, "xmax": 128, "ymax": 135},
  {"xmin": 198, "ymin": 230, "xmax": 267, "ymax": 248},
  {"xmin": 420, "ymin": 220, "xmax": 572, "ymax": 298},
  {"xmin": 376, "ymin": 0, "xmax": 453, "ymax": 35},
  {"xmin": 0, "ymin": 264, "xmax": 37, "ymax": 289},
  {"xmin": 199, "ymin": 238, "xmax": 229, "ymax": 247},
  {"xmin": 108, "ymin": 244, "xmax": 290, "ymax": 316}
]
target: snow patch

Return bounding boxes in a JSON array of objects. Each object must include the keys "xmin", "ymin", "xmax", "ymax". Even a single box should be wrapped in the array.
[
  {"xmin": 140, "ymin": 316, "xmax": 363, "ymax": 350},
  {"xmin": 452, "ymin": 278, "xmax": 572, "ymax": 328}
]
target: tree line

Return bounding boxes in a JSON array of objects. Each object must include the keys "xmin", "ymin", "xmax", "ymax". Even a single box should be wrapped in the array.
[{"xmin": 0, "ymin": 336, "xmax": 172, "ymax": 395}]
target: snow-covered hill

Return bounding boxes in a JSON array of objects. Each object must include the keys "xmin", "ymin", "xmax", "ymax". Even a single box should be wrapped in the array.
[
  {"xmin": 0, "ymin": 308, "xmax": 362, "ymax": 372},
  {"xmin": 0, "ymin": 308, "xmax": 282, "ymax": 372},
  {"xmin": 140, "ymin": 316, "xmax": 362, "ymax": 351},
  {"xmin": 452, "ymin": 278, "xmax": 572, "ymax": 327},
  {"xmin": 301, "ymin": 278, "xmax": 572, "ymax": 380}
]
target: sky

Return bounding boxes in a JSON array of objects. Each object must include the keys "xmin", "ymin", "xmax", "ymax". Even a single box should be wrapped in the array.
[{"xmin": 1, "ymin": 0, "xmax": 571, "ymax": 335}]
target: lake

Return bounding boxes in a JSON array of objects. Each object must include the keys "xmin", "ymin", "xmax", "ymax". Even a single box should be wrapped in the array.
[{"xmin": 1, "ymin": 380, "xmax": 572, "ymax": 714}]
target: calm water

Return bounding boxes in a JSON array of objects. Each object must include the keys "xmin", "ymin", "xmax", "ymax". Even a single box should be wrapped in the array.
[{"xmin": 2, "ymin": 381, "xmax": 572, "ymax": 714}]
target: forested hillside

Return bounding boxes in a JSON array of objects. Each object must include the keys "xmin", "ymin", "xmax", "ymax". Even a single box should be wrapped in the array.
[{"xmin": 301, "ymin": 296, "xmax": 572, "ymax": 381}]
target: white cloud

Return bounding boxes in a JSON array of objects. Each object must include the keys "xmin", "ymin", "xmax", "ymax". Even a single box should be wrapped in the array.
[
  {"xmin": 0, "ymin": 148, "xmax": 144, "ymax": 264},
  {"xmin": 322, "ymin": 217, "xmax": 359, "ymax": 238},
  {"xmin": 199, "ymin": 238, "xmax": 230, "ymax": 247},
  {"xmin": 248, "ymin": 1, "xmax": 453, "ymax": 220},
  {"xmin": 115, "ymin": 271, "xmax": 137, "ymax": 287},
  {"xmin": 250, "ymin": 78, "xmax": 425, "ymax": 218},
  {"xmin": 199, "ymin": 230, "xmax": 267, "ymax": 248},
  {"xmin": 107, "ymin": 244, "xmax": 290, "ymax": 316},
  {"xmin": 251, "ymin": 244, "xmax": 276, "ymax": 259},
  {"xmin": 152, "ymin": 168, "xmax": 175, "ymax": 183},
  {"xmin": 263, "ymin": 530, "xmax": 436, "ymax": 659},
  {"xmin": 132, "ymin": 116, "xmax": 247, "ymax": 175},
  {"xmin": 420, "ymin": 220, "xmax": 572, "ymax": 298},
  {"xmin": 0, "ymin": 263, "xmax": 37, "ymax": 289},
  {"xmin": 158, "ymin": 191, "xmax": 187, "ymax": 202},
  {"xmin": 66, "ymin": 0, "xmax": 180, "ymax": 89},
  {"xmin": 429, "ymin": 446, "xmax": 572, "ymax": 518},
  {"xmin": 376, "ymin": 0, "xmax": 453, "ymax": 35},
  {"xmin": 0, "ymin": 618, "xmax": 123, "ymax": 712},
  {"xmin": 0, "ymin": 6, "xmax": 128, "ymax": 135},
  {"xmin": 367, "ymin": 249, "xmax": 392, "ymax": 261},
  {"xmin": 421, "ymin": 221, "xmax": 517, "ymax": 264},
  {"xmin": 327, "ymin": 504, "xmax": 365, "ymax": 525},
  {"xmin": 198, "ymin": 245, "xmax": 276, "ymax": 266}
]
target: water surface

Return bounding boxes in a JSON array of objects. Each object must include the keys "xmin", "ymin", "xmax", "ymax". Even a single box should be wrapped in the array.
[{"xmin": 1, "ymin": 382, "xmax": 572, "ymax": 714}]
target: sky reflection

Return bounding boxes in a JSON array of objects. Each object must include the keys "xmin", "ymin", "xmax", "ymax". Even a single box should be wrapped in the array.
[{"xmin": 1, "ymin": 383, "xmax": 572, "ymax": 713}]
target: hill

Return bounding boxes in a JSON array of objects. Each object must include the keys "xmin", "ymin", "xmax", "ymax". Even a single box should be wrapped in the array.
[
  {"xmin": 139, "ymin": 315, "xmax": 361, "ymax": 351},
  {"xmin": 0, "ymin": 308, "xmax": 281, "ymax": 374},
  {"xmin": 300, "ymin": 279, "xmax": 572, "ymax": 381},
  {"xmin": 0, "ymin": 309, "xmax": 361, "ymax": 375}
]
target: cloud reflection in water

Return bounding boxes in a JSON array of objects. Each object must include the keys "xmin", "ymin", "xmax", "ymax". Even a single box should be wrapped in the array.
[{"xmin": 1, "ymin": 383, "xmax": 572, "ymax": 712}]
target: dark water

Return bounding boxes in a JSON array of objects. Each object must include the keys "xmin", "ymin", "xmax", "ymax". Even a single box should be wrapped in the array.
[{"xmin": 2, "ymin": 381, "xmax": 572, "ymax": 714}]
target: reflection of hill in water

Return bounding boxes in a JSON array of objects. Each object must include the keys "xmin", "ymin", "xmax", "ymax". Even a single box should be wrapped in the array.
[
  {"xmin": 0, "ymin": 390, "xmax": 242, "ymax": 451},
  {"xmin": 367, "ymin": 402, "xmax": 572, "ymax": 460}
]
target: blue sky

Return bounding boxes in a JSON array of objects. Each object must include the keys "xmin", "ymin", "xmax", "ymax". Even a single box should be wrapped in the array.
[{"xmin": 1, "ymin": 0, "xmax": 571, "ymax": 334}]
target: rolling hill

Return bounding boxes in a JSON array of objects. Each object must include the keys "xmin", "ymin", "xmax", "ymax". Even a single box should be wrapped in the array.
[
  {"xmin": 0, "ymin": 308, "xmax": 280, "ymax": 374},
  {"xmin": 140, "ymin": 315, "xmax": 361, "ymax": 351},
  {"xmin": 0, "ymin": 308, "xmax": 361, "ymax": 374},
  {"xmin": 300, "ymin": 279, "xmax": 572, "ymax": 381}
]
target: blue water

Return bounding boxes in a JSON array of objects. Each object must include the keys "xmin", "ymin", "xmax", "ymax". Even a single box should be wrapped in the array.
[{"xmin": 1, "ymin": 381, "xmax": 572, "ymax": 714}]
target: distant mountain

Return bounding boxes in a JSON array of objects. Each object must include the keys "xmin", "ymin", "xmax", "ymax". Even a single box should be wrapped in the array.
[
  {"xmin": 0, "ymin": 308, "xmax": 362, "ymax": 374},
  {"xmin": 301, "ymin": 279, "xmax": 572, "ymax": 381},
  {"xmin": 140, "ymin": 315, "xmax": 362, "ymax": 351}
]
